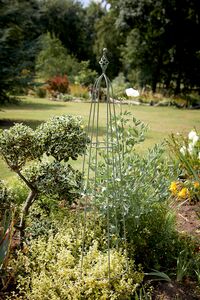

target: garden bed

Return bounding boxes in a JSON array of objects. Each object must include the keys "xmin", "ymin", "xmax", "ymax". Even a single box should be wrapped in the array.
[
  {"xmin": 153, "ymin": 280, "xmax": 200, "ymax": 300},
  {"xmin": 175, "ymin": 202, "xmax": 200, "ymax": 238},
  {"xmin": 152, "ymin": 201, "xmax": 200, "ymax": 299}
]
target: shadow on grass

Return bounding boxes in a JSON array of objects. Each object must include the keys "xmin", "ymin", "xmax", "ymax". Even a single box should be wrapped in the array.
[
  {"xmin": 0, "ymin": 119, "xmax": 43, "ymax": 129},
  {"xmin": 0, "ymin": 122, "xmax": 107, "ymax": 135},
  {"xmin": 1, "ymin": 100, "xmax": 66, "ymax": 110}
]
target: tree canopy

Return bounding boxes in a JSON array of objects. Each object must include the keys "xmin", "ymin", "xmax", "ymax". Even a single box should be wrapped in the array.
[
  {"xmin": 0, "ymin": 0, "xmax": 44, "ymax": 102},
  {"xmin": 0, "ymin": 0, "xmax": 200, "ymax": 102},
  {"xmin": 109, "ymin": 0, "xmax": 200, "ymax": 93}
]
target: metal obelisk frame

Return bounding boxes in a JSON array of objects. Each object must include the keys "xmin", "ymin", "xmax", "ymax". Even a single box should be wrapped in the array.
[{"xmin": 81, "ymin": 48, "xmax": 127, "ymax": 280}]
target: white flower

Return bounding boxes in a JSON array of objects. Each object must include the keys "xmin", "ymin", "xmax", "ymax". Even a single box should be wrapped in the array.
[
  {"xmin": 188, "ymin": 143, "xmax": 194, "ymax": 155},
  {"xmin": 188, "ymin": 130, "xmax": 197, "ymax": 140},
  {"xmin": 180, "ymin": 146, "xmax": 186, "ymax": 155},
  {"xmin": 125, "ymin": 88, "xmax": 140, "ymax": 97},
  {"xmin": 192, "ymin": 134, "xmax": 199, "ymax": 145},
  {"xmin": 188, "ymin": 130, "xmax": 199, "ymax": 145}
]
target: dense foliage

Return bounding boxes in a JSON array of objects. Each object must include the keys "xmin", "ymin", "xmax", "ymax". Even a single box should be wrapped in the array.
[
  {"xmin": 8, "ymin": 217, "xmax": 143, "ymax": 300},
  {"xmin": 109, "ymin": 0, "xmax": 200, "ymax": 93},
  {"xmin": 35, "ymin": 33, "xmax": 81, "ymax": 81},
  {"xmin": 0, "ymin": 112, "xmax": 199, "ymax": 297},
  {"xmin": 0, "ymin": 0, "xmax": 44, "ymax": 102},
  {"xmin": 91, "ymin": 111, "xmax": 182, "ymax": 269}
]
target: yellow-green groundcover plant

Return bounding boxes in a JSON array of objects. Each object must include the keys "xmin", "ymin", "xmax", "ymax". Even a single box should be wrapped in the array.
[{"xmin": 8, "ymin": 220, "xmax": 143, "ymax": 300}]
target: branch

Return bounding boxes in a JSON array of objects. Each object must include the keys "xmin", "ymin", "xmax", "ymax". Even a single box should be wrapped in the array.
[
  {"xmin": 19, "ymin": 189, "xmax": 38, "ymax": 248},
  {"xmin": 15, "ymin": 169, "xmax": 34, "ymax": 190}
]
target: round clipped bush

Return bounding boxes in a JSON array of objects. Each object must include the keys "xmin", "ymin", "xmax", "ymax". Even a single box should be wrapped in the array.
[
  {"xmin": 24, "ymin": 161, "xmax": 82, "ymax": 203},
  {"xmin": 37, "ymin": 115, "xmax": 90, "ymax": 161},
  {"xmin": 0, "ymin": 124, "xmax": 39, "ymax": 171}
]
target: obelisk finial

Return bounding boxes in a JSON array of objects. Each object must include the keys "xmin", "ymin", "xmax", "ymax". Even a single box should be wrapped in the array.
[{"xmin": 99, "ymin": 48, "xmax": 109, "ymax": 74}]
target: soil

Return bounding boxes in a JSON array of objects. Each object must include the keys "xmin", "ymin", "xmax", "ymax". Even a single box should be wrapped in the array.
[
  {"xmin": 152, "ymin": 201, "xmax": 200, "ymax": 300},
  {"xmin": 153, "ymin": 280, "xmax": 200, "ymax": 300},
  {"xmin": 175, "ymin": 202, "xmax": 200, "ymax": 238}
]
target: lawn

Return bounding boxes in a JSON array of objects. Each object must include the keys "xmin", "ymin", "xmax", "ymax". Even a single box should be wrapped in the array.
[{"xmin": 0, "ymin": 96, "xmax": 200, "ymax": 179}]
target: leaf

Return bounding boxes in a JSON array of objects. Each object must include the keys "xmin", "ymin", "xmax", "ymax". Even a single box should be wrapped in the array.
[{"xmin": 145, "ymin": 269, "xmax": 171, "ymax": 282}]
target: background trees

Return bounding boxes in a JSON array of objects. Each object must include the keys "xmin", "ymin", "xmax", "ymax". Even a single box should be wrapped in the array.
[
  {"xmin": 109, "ymin": 0, "xmax": 200, "ymax": 93},
  {"xmin": 35, "ymin": 33, "xmax": 81, "ymax": 81},
  {"xmin": 41, "ymin": 0, "xmax": 89, "ymax": 61},
  {"xmin": 0, "ymin": 0, "xmax": 199, "ymax": 102},
  {"xmin": 0, "ymin": 0, "xmax": 44, "ymax": 102}
]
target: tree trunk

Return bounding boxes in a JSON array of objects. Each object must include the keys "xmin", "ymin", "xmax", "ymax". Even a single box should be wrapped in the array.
[
  {"xmin": 19, "ymin": 189, "xmax": 37, "ymax": 248},
  {"xmin": 175, "ymin": 72, "xmax": 181, "ymax": 95},
  {"xmin": 152, "ymin": 55, "xmax": 162, "ymax": 94},
  {"xmin": 152, "ymin": 78, "xmax": 157, "ymax": 94},
  {"xmin": 13, "ymin": 170, "xmax": 38, "ymax": 248}
]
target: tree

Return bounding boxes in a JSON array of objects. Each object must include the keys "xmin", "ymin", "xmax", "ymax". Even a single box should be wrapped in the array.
[
  {"xmin": 94, "ymin": 12, "xmax": 125, "ymax": 78},
  {"xmin": 115, "ymin": 0, "xmax": 171, "ymax": 92},
  {"xmin": 84, "ymin": 1, "xmax": 107, "ymax": 69},
  {"xmin": 110, "ymin": 0, "xmax": 200, "ymax": 93},
  {"xmin": 92, "ymin": 1, "xmax": 127, "ymax": 78},
  {"xmin": 0, "ymin": 115, "xmax": 89, "ymax": 246},
  {"xmin": 161, "ymin": 0, "xmax": 200, "ymax": 94},
  {"xmin": 74, "ymin": 61, "xmax": 97, "ymax": 86},
  {"xmin": 35, "ymin": 33, "xmax": 81, "ymax": 81},
  {"xmin": 41, "ymin": 0, "xmax": 89, "ymax": 61},
  {"xmin": 0, "ymin": 0, "xmax": 44, "ymax": 102}
]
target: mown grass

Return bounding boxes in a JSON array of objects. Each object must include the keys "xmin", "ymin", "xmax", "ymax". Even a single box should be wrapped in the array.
[{"xmin": 0, "ymin": 96, "xmax": 200, "ymax": 179}]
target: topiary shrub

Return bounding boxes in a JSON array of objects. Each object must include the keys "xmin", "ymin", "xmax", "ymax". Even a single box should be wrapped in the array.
[{"xmin": 0, "ymin": 115, "xmax": 89, "ymax": 246}]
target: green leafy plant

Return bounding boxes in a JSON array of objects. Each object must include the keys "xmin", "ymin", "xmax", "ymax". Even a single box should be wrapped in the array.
[
  {"xmin": 0, "ymin": 116, "xmax": 89, "ymax": 246},
  {"xmin": 145, "ymin": 269, "xmax": 171, "ymax": 282},
  {"xmin": 194, "ymin": 256, "xmax": 200, "ymax": 284},
  {"xmin": 112, "ymin": 72, "xmax": 129, "ymax": 99},
  {"xmin": 176, "ymin": 249, "xmax": 192, "ymax": 282},
  {"xmin": 0, "ymin": 211, "xmax": 14, "ymax": 271},
  {"xmin": 34, "ymin": 86, "xmax": 47, "ymax": 98},
  {"xmin": 94, "ymin": 111, "xmax": 181, "ymax": 269},
  {"xmin": 134, "ymin": 284, "xmax": 153, "ymax": 300},
  {"xmin": 60, "ymin": 93, "xmax": 74, "ymax": 102}
]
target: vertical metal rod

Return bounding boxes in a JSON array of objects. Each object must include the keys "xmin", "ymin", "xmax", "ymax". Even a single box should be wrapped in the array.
[
  {"xmin": 81, "ymin": 48, "xmax": 128, "ymax": 280},
  {"xmin": 106, "ymin": 79, "xmax": 111, "ymax": 281}
]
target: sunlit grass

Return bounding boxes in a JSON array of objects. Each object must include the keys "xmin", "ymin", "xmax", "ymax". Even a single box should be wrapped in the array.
[{"xmin": 0, "ymin": 96, "xmax": 199, "ymax": 179}]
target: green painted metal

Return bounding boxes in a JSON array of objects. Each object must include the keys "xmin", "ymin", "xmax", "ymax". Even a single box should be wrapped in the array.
[{"xmin": 81, "ymin": 49, "xmax": 128, "ymax": 280}]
